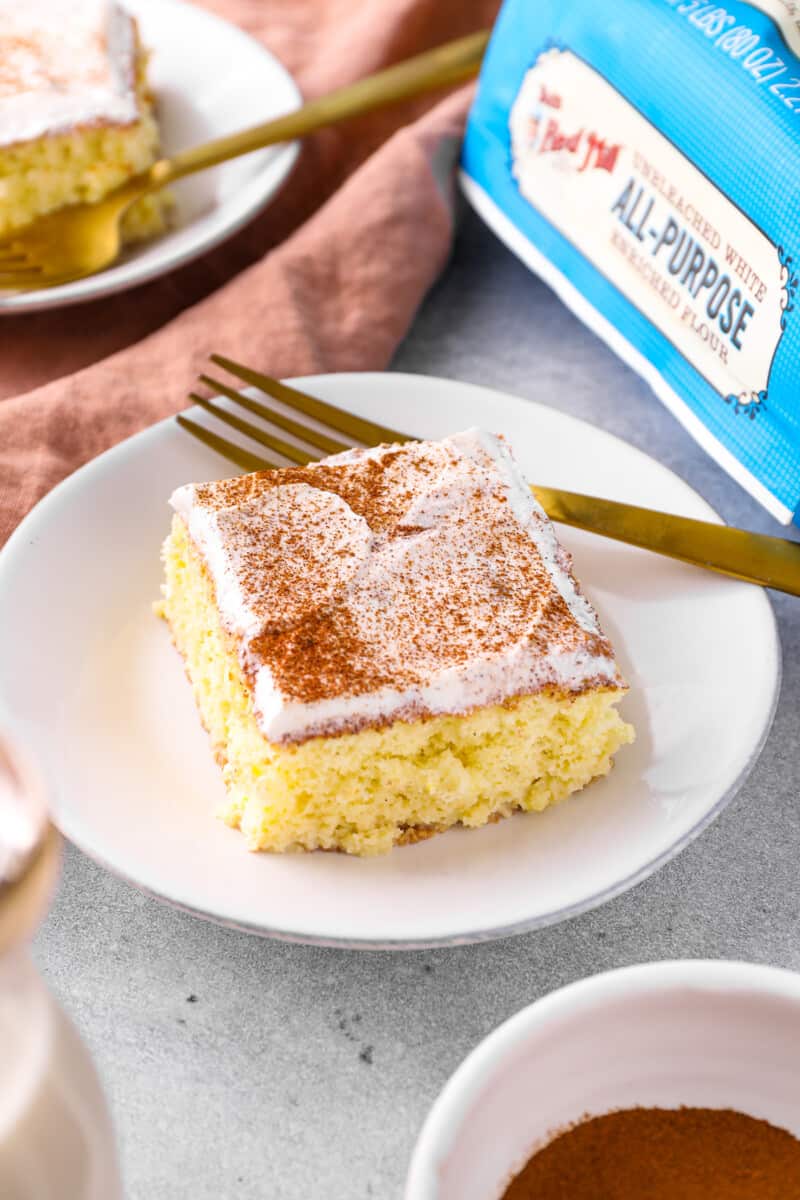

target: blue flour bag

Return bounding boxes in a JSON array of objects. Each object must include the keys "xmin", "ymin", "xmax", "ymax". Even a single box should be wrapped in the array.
[{"xmin": 462, "ymin": 0, "xmax": 800, "ymax": 523}]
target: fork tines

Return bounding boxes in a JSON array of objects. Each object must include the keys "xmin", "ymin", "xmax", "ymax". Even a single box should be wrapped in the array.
[{"xmin": 179, "ymin": 353, "xmax": 411, "ymax": 475}]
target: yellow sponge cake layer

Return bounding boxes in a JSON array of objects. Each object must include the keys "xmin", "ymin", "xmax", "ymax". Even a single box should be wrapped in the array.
[
  {"xmin": 0, "ymin": 113, "xmax": 168, "ymax": 241},
  {"xmin": 160, "ymin": 515, "xmax": 634, "ymax": 856}
]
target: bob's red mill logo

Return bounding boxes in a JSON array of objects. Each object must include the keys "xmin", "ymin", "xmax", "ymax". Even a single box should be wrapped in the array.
[{"xmin": 528, "ymin": 85, "xmax": 622, "ymax": 174}]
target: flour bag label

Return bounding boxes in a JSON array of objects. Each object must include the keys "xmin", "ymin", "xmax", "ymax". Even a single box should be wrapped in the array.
[{"xmin": 463, "ymin": 0, "xmax": 800, "ymax": 522}]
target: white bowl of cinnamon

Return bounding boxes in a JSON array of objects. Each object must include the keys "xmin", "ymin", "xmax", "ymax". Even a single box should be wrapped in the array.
[{"xmin": 405, "ymin": 960, "xmax": 800, "ymax": 1200}]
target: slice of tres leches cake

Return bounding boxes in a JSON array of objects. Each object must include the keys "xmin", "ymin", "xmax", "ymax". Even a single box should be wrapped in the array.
[
  {"xmin": 158, "ymin": 429, "xmax": 634, "ymax": 856},
  {"xmin": 0, "ymin": 0, "xmax": 170, "ymax": 243}
]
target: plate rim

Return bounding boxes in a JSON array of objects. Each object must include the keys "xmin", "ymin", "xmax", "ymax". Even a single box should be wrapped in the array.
[
  {"xmin": 0, "ymin": 0, "xmax": 302, "ymax": 315},
  {"xmin": 0, "ymin": 372, "xmax": 782, "ymax": 949}
]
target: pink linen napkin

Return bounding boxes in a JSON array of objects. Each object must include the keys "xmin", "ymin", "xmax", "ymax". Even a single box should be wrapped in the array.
[{"xmin": 0, "ymin": 0, "xmax": 499, "ymax": 547}]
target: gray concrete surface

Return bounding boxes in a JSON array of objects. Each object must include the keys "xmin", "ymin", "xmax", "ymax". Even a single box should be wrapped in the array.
[{"xmin": 34, "ymin": 207, "xmax": 800, "ymax": 1199}]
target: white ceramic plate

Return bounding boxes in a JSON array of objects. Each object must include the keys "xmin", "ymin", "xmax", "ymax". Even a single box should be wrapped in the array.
[
  {"xmin": 0, "ymin": 0, "xmax": 301, "ymax": 314},
  {"xmin": 0, "ymin": 375, "xmax": 780, "ymax": 947}
]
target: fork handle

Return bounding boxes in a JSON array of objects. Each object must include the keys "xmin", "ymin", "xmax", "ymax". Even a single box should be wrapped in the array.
[
  {"xmin": 533, "ymin": 485, "xmax": 800, "ymax": 596},
  {"xmin": 141, "ymin": 30, "xmax": 490, "ymax": 192}
]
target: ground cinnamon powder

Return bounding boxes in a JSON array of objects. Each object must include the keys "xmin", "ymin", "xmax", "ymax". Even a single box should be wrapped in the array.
[{"xmin": 500, "ymin": 1107, "xmax": 800, "ymax": 1199}]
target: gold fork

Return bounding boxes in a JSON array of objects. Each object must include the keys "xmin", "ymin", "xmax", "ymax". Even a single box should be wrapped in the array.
[
  {"xmin": 0, "ymin": 31, "xmax": 489, "ymax": 291},
  {"xmin": 177, "ymin": 357, "xmax": 800, "ymax": 597}
]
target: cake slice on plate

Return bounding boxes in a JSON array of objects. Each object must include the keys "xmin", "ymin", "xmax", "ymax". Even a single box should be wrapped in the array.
[
  {"xmin": 0, "ymin": 0, "xmax": 170, "ymax": 242},
  {"xmin": 159, "ymin": 429, "xmax": 634, "ymax": 856}
]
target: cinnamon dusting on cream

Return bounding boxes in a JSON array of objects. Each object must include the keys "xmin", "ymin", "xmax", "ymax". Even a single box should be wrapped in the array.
[{"xmin": 170, "ymin": 430, "xmax": 625, "ymax": 743}]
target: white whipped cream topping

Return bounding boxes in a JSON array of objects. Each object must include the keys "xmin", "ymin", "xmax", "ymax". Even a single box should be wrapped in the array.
[
  {"xmin": 183, "ymin": 483, "xmax": 373, "ymax": 641},
  {"xmin": 0, "ymin": 0, "xmax": 139, "ymax": 147},
  {"xmin": 170, "ymin": 429, "xmax": 623, "ymax": 742},
  {"xmin": 328, "ymin": 428, "xmax": 602, "ymax": 635}
]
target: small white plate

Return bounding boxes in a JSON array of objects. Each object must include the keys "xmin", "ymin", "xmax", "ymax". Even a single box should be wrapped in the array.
[
  {"xmin": 0, "ymin": 0, "xmax": 301, "ymax": 314},
  {"xmin": 0, "ymin": 375, "xmax": 781, "ymax": 947}
]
